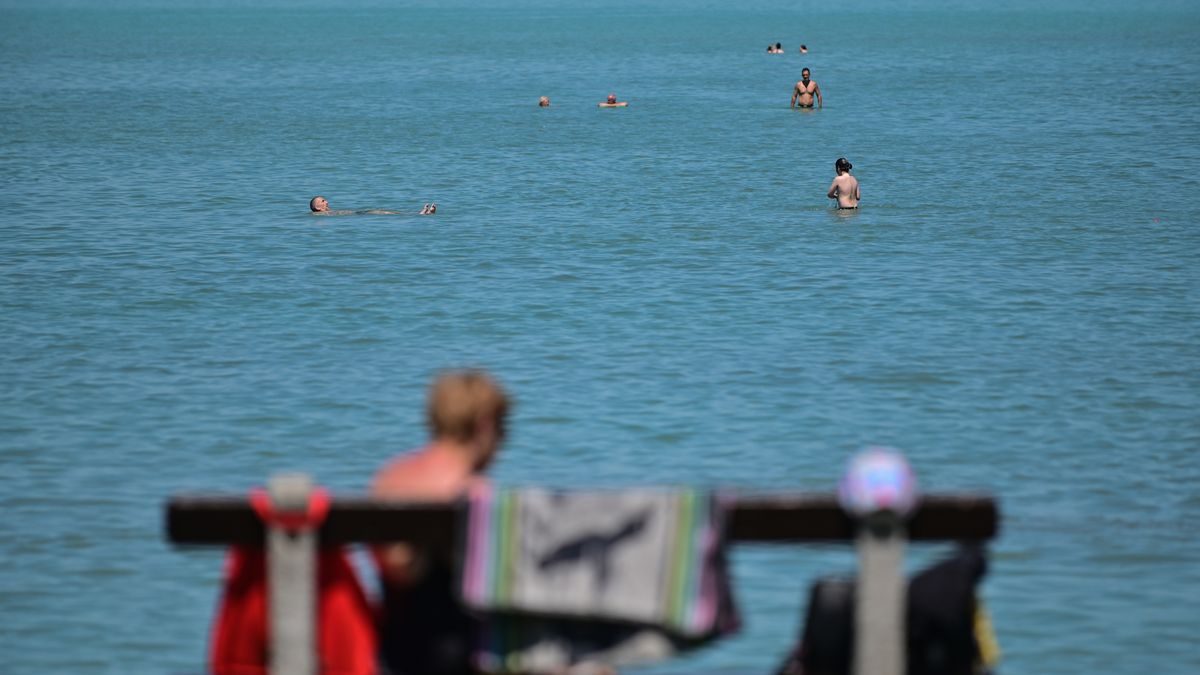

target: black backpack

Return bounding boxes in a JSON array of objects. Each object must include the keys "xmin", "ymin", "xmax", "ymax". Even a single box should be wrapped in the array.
[{"xmin": 776, "ymin": 547, "xmax": 990, "ymax": 675}]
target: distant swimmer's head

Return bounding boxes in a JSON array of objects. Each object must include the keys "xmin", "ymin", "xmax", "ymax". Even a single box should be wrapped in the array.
[
  {"xmin": 835, "ymin": 157, "xmax": 853, "ymax": 174},
  {"xmin": 607, "ymin": 93, "xmax": 617, "ymax": 104},
  {"xmin": 309, "ymin": 196, "xmax": 329, "ymax": 213},
  {"xmin": 775, "ymin": 42, "xmax": 783, "ymax": 50},
  {"xmin": 538, "ymin": 96, "xmax": 550, "ymax": 107},
  {"xmin": 800, "ymin": 44, "xmax": 808, "ymax": 53}
]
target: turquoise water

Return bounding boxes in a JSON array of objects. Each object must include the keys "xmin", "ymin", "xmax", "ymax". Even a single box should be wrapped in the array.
[{"xmin": 2, "ymin": 1, "xmax": 1199, "ymax": 672}]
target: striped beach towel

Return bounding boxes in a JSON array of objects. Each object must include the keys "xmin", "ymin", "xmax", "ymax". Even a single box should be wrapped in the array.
[{"xmin": 459, "ymin": 486, "xmax": 739, "ymax": 672}]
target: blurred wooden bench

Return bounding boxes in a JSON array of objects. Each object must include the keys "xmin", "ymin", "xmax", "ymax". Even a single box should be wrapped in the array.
[{"xmin": 166, "ymin": 474, "xmax": 999, "ymax": 675}]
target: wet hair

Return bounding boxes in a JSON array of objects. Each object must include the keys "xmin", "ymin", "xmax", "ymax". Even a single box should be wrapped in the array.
[
  {"xmin": 835, "ymin": 157, "xmax": 853, "ymax": 173},
  {"xmin": 776, "ymin": 42, "xmax": 782, "ymax": 49},
  {"xmin": 427, "ymin": 369, "xmax": 510, "ymax": 443}
]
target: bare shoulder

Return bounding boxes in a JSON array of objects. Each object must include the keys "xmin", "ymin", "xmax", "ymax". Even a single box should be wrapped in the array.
[
  {"xmin": 371, "ymin": 452, "xmax": 426, "ymax": 496},
  {"xmin": 373, "ymin": 450, "xmax": 476, "ymax": 500}
]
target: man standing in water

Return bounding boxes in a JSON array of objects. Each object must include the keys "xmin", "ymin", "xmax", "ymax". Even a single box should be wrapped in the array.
[
  {"xmin": 827, "ymin": 157, "xmax": 860, "ymax": 209},
  {"xmin": 371, "ymin": 369, "xmax": 511, "ymax": 675},
  {"xmin": 791, "ymin": 68, "xmax": 822, "ymax": 109}
]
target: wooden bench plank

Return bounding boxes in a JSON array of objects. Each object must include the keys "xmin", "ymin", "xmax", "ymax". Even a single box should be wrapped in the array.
[{"xmin": 166, "ymin": 493, "xmax": 997, "ymax": 546}]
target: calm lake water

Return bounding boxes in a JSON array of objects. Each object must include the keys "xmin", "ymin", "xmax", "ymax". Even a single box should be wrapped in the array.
[{"xmin": 2, "ymin": 1, "xmax": 1198, "ymax": 673}]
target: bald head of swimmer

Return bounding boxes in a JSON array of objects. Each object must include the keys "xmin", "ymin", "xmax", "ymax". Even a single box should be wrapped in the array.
[
  {"xmin": 310, "ymin": 196, "xmax": 329, "ymax": 213},
  {"xmin": 835, "ymin": 157, "xmax": 852, "ymax": 174},
  {"xmin": 607, "ymin": 93, "xmax": 617, "ymax": 104}
]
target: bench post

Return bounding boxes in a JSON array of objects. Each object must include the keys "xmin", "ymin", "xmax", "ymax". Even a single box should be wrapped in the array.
[
  {"xmin": 854, "ymin": 514, "xmax": 906, "ymax": 675},
  {"xmin": 840, "ymin": 448, "xmax": 917, "ymax": 675},
  {"xmin": 266, "ymin": 473, "xmax": 317, "ymax": 675}
]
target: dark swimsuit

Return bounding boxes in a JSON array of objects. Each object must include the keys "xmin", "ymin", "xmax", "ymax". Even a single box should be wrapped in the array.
[{"xmin": 380, "ymin": 561, "xmax": 478, "ymax": 675}]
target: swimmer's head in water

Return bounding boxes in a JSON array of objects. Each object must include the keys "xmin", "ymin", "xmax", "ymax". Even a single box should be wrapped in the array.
[
  {"xmin": 607, "ymin": 93, "xmax": 617, "ymax": 103},
  {"xmin": 310, "ymin": 196, "xmax": 329, "ymax": 212},
  {"xmin": 538, "ymin": 96, "xmax": 550, "ymax": 107},
  {"xmin": 835, "ymin": 157, "xmax": 853, "ymax": 173}
]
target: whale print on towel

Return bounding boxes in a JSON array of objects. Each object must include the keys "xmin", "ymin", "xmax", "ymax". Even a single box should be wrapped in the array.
[
  {"xmin": 534, "ymin": 506, "xmax": 652, "ymax": 592},
  {"xmin": 459, "ymin": 486, "xmax": 739, "ymax": 672},
  {"xmin": 460, "ymin": 486, "xmax": 739, "ymax": 633}
]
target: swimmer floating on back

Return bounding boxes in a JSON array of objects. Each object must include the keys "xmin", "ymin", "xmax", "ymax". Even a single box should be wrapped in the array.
[
  {"xmin": 310, "ymin": 196, "xmax": 437, "ymax": 216},
  {"xmin": 827, "ymin": 158, "xmax": 860, "ymax": 210}
]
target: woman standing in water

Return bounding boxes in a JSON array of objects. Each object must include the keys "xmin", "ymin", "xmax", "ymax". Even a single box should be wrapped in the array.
[{"xmin": 827, "ymin": 157, "xmax": 860, "ymax": 209}]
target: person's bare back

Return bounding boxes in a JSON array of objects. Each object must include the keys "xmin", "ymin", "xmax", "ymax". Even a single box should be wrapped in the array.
[
  {"xmin": 827, "ymin": 157, "xmax": 860, "ymax": 209},
  {"xmin": 371, "ymin": 370, "xmax": 510, "ymax": 675},
  {"xmin": 372, "ymin": 444, "xmax": 480, "ymax": 502},
  {"xmin": 371, "ymin": 371, "xmax": 509, "ymax": 584}
]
